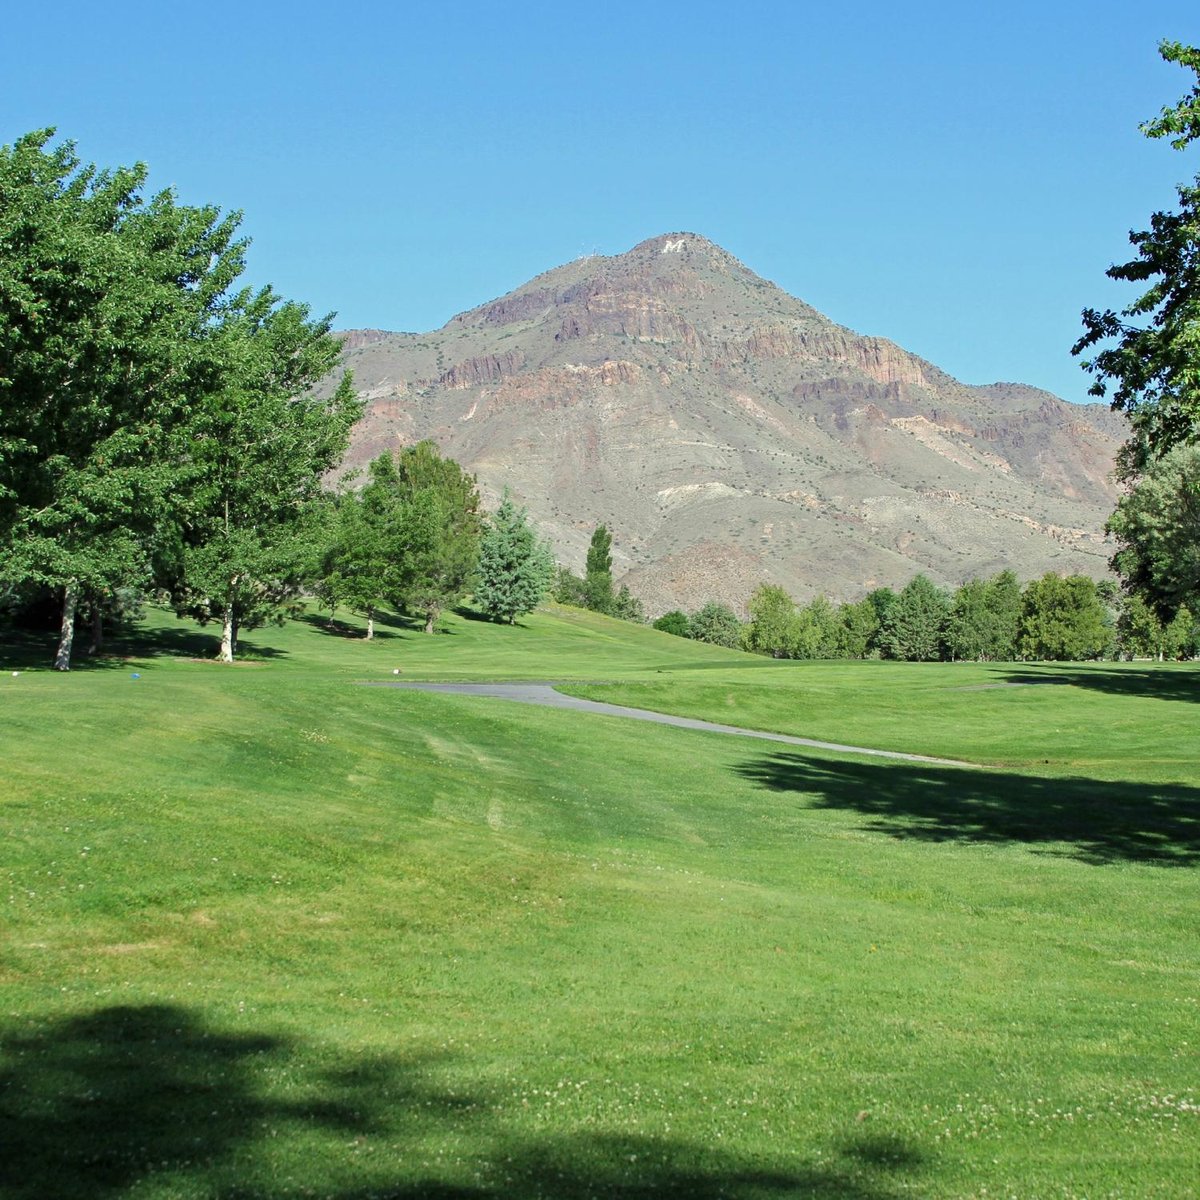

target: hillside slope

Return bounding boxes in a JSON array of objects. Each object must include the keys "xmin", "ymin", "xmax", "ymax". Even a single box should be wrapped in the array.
[{"xmin": 336, "ymin": 234, "xmax": 1124, "ymax": 613}]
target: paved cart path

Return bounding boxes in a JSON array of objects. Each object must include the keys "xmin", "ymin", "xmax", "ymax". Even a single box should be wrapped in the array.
[{"xmin": 362, "ymin": 680, "xmax": 978, "ymax": 767}]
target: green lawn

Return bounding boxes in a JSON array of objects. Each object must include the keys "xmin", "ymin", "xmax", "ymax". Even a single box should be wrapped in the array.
[{"xmin": 1, "ymin": 605, "xmax": 1197, "ymax": 1198}]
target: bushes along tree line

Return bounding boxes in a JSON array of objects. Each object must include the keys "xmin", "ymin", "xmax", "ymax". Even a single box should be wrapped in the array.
[{"xmin": 651, "ymin": 571, "xmax": 1197, "ymax": 662}]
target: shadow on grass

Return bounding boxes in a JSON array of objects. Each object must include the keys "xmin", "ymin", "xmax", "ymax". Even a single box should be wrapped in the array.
[
  {"xmin": 0, "ymin": 622, "xmax": 288, "ymax": 669},
  {"xmin": 736, "ymin": 753, "xmax": 1200, "ymax": 867},
  {"xmin": 1001, "ymin": 664, "xmax": 1200, "ymax": 705},
  {"xmin": 0, "ymin": 1004, "xmax": 922, "ymax": 1199}
]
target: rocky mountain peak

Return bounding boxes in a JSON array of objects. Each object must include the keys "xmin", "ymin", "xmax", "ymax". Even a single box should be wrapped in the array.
[{"xmin": 335, "ymin": 236, "xmax": 1125, "ymax": 614}]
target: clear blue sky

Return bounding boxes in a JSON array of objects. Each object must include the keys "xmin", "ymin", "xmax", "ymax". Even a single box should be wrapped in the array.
[{"xmin": 3, "ymin": 1, "xmax": 1196, "ymax": 403}]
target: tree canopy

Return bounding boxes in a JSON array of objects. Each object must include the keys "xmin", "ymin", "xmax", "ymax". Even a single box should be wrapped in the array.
[
  {"xmin": 1073, "ymin": 41, "xmax": 1200, "ymax": 469},
  {"xmin": 0, "ymin": 130, "xmax": 358, "ymax": 666},
  {"xmin": 475, "ymin": 493, "xmax": 554, "ymax": 624}
]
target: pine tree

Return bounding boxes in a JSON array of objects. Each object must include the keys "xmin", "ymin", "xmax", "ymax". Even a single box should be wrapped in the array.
[{"xmin": 475, "ymin": 493, "xmax": 554, "ymax": 624}]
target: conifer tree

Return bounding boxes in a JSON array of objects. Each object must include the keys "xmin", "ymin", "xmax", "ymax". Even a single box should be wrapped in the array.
[{"xmin": 475, "ymin": 493, "xmax": 554, "ymax": 624}]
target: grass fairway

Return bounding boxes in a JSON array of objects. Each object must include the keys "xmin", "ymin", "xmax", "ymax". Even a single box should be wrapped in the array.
[{"xmin": 2, "ymin": 606, "xmax": 1197, "ymax": 1198}]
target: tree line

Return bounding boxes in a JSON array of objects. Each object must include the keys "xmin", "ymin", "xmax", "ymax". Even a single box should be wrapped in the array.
[
  {"xmin": 650, "ymin": 572, "xmax": 1197, "ymax": 663},
  {"xmin": 0, "ymin": 130, "xmax": 555, "ymax": 668}
]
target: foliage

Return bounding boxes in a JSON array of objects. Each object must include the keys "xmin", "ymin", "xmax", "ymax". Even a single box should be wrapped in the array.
[
  {"xmin": 945, "ymin": 570, "xmax": 1022, "ymax": 661},
  {"xmin": 687, "ymin": 601, "xmax": 743, "ymax": 648},
  {"xmin": 0, "ymin": 130, "xmax": 244, "ymax": 668},
  {"xmin": 474, "ymin": 492, "xmax": 554, "ymax": 624},
  {"xmin": 836, "ymin": 598, "xmax": 879, "ymax": 659},
  {"xmin": 165, "ymin": 308, "xmax": 359, "ymax": 659},
  {"xmin": 880, "ymin": 574, "xmax": 949, "ymax": 661},
  {"xmin": 551, "ymin": 565, "xmax": 587, "ymax": 606},
  {"xmin": 791, "ymin": 595, "xmax": 842, "ymax": 659},
  {"xmin": 583, "ymin": 524, "xmax": 614, "ymax": 613},
  {"xmin": 652, "ymin": 609, "xmax": 691, "ymax": 637},
  {"xmin": 745, "ymin": 583, "xmax": 797, "ymax": 657},
  {"xmin": 1107, "ymin": 442, "xmax": 1200, "ymax": 620},
  {"xmin": 1018, "ymin": 574, "xmax": 1111, "ymax": 661},
  {"xmin": 609, "ymin": 583, "xmax": 646, "ymax": 623},
  {"xmin": 1073, "ymin": 41, "xmax": 1200, "ymax": 469},
  {"xmin": 319, "ymin": 454, "xmax": 412, "ymax": 637},
  {"xmin": 388, "ymin": 441, "xmax": 482, "ymax": 633}
]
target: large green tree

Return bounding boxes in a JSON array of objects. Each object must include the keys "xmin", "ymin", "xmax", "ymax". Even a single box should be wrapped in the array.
[
  {"xmin": 1073, "ymin": 41, "xmax": 1200, "ymax": 468},
  {"xmin": 165, "ymin": 296, "xmax": 359, "ymax": 661},
  {"xmin": 390, "ymin": 441, "xmax": 482, "ymax": 633},
  {"xmin": 475, "ymin": 492, "xmax": 554, "ymax": 624},
  {"xmin": 1106, "ymin": 442, "xmax": 1200, "ymax": 619},
  {"xmin": 688, "ymin": 601, "xmax": 742, "ymax": 648},
  {"xmin": 880, "ymin": 575, "xmax": 949, "ymax": 661},
  {"xmin": 746, "ymin": 584, "xmax": 797, "ymax": 658},
  {"xmin": 320, "ymin": 454, "xmax": 411, "ymax": 639},
  {"xmin": 0, "ymin": 131, "xmax": 242, "ymax": 669},
  {"xmin": 1018, "ymin": 574, "xmax": 1110, "ymax": 661}
]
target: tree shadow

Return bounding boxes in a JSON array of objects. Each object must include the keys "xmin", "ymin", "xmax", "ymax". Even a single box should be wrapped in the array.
[
  {"xmin": 0, "ymin": 1004, "xmax": 923, "ymax": 1199},
  {"xmin": 735, "ymin": 753, "xmax": 1200, "ymax": 867},
  {"xmin": 1000, "ymin": 664, "xmax": 1200, "ymax": 705},
  {"xmin": 0, "ymin": 622, "xmax": 288, "ymax": 670},
  {"xmin": 294, "ymin": 612, "xmax": 405, "ymax": 640}
]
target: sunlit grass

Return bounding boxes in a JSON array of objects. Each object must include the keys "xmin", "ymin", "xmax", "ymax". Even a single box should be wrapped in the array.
[{"xmin": 1, "ymin": 605, "xmax": 1196, "ymax": 1197}]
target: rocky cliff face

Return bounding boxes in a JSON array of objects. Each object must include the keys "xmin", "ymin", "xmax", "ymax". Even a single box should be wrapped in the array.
[{"xmin": 333, "ymin": 233, "xmax": 1125, "ymax": 614}]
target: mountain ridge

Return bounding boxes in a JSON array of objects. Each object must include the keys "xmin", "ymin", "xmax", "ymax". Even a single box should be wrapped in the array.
[{"xmin": 333, "ymin": 233, "xmax": 1124, "ymax": 614}]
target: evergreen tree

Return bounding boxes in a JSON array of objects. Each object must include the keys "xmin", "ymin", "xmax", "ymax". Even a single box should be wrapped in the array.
[
  {"xmin": 475, "ymin": 493, "xmax": 554, "ymax": 624},
  {"xmin": 688, "ymin": 601, "xmax": 743, "ymax": 648},
  {"xmin": 610, "ymin": 584, "xmax": 646, "ymax": 623}
]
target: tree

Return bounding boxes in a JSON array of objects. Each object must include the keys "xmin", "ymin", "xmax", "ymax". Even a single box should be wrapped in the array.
[
  {"xmin": 944, "ymin": 570, "xmax": 1021, "ymax": 661},
  {"xmin": 1106, "ymin": 442, "xmax": 1200, "ymax": 620},
  {"xmin": 475, "ymin": 492, "xmax": 554, "ymax": 624},
  {"xmin": 610, "ymin": 584, "xmax": 646, "ymax": 623},
  {"xmin": 791, "ymin": 595, "xmax": 842, "ymax": 659},
  {"xmin": 880, "ymin": 575, "xmax": 948, "ymax": 661},
  {"xmin": 836, "ymin": 598, "xmax": 879, "ymax": 659},
  {"xmin": 165, "ymin": 298, "xmax": 360, "ymax": 661},
  {"xmin": 746, "ymin": 584, "xmax": 798, "ymax": 657},
  {"xmin": 583, "ymin": 524, "xmax": 614, "ymax": 614},
  {"xmin": 320, "ymin": 455, "xmax": 412, "ymax": 638},
  {"xmin": 653, "ymin": 609, "xmax": 691, "ymax": 638},
  {"xmin": 551, "ymin": 565, "xmax": 587, "ymax": 606},
  {"xmin": 390, "ymin": 441, "xmax": 482, "ymax": 633},
  {"xmin": 1018, "ymin": 574, "xmax": 1110, "ymax": 661},
  {"xmin": 688, "ymin": 601, "xmax": 743, "ymax": 648},
  {"xmin": 1073, "ymin": 41, "xmax": 1200, "ymax": 469},
  {"xmin": 0, "ymin": 130, "xmax": 244, "ymax": 669}
]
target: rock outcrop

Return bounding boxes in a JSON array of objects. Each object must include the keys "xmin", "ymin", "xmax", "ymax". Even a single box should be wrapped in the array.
[{"xmin": 332, "ymin": 233, "xmax": 1125, "ymax": 614}]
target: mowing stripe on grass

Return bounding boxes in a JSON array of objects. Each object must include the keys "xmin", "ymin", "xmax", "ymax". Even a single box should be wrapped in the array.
[{"xmin": 361, "ymin": 680, "xmax": 980, "ymax": 767}]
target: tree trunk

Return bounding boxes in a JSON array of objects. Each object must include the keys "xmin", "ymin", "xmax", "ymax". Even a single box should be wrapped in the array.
[
  {"xmin": 424, "ymin": 606, "xmax": 438, "ymax": 634},
  {"xmin": 87, "ymin": 601, "xmax": 103, "ymax": 656},
  {"xmin": 366, "ymin": 609, "xmax": 374, "ymax": 640},
  {"xmin": 55, "ymin": 583, "xmax": 79, "ymax": 671},
  {"xmin": 218, "ymin": 603, "xmax": 237, "ymax": 663}
]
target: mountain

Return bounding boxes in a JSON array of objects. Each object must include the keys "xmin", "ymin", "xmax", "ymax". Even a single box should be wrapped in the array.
[{"xmin": 334, "ymin": 233, "xmax": 1125, "ymax": 615}]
